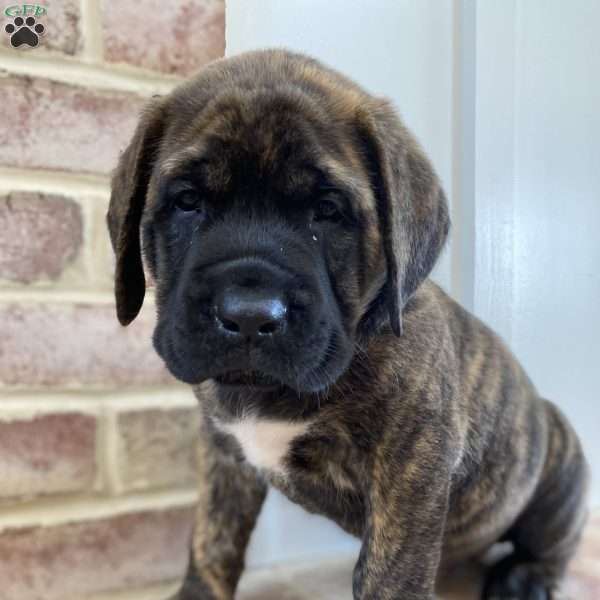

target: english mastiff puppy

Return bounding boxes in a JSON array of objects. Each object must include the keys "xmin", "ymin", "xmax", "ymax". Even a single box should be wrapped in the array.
[{"xmin": 107, "ymin": 49, "xmax": 589, "ymax": 600}]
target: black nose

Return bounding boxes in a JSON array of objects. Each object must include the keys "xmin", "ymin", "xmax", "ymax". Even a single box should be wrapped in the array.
[{"xmin": 216, "ymin": 288, "xmax": 287, "ymax": 339}]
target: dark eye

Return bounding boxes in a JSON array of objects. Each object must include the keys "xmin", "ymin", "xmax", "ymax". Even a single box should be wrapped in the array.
[
  {"xmin": 174, "ymin": 190, "xmax": 201, "ymax": 213},
  {"xmin": 313, "ymin": 197, "xmax": 343, "ymax": 222}
]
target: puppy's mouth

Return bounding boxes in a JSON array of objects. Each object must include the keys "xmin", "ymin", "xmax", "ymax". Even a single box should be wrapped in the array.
[{"xmin": 214, "ymin": 370, "xmax": 282, "ymax": 389}]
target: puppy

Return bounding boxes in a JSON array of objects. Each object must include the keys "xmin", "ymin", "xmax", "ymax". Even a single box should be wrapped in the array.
[{"xmin": 107, "ymin": 49, "xmax": 589, "ymax": 600}]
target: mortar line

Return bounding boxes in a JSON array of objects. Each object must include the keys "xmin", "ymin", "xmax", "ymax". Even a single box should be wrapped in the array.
[
  {"xmin": 77, "ymin": 191, "xmax": 101, "ymax": 290},
  {"xmin": 0, "ymin": 166, "xmax": 110, "ymax": 197},
  {"xmin": 99, "ymin": 392, "xmax": 198, "ymax": 412},
  {"xmin": 82, "ymin": 580, "xmax": 180, "ymax": 600},
  {"xmin": 0, "ymin": 386, "xmax": 192, "ymax": 402},
  {"xmin": 0, "ymin": 397, "xmax": 103, "ymax": 419},
  {"xmin": 0, "ymin": 289, "xmax": 116, "ymax": 303},
  {"xmin": 0, "ymin": 49, "xmax": 180, "ymax": 94},
  {"xmin": 80, "ymin": 0, "xmax": 104, "ymax": 63},
  {"xmin": 0, "ymin": 488, "xmax": 198, "ymax": 530},
  {"xmin": 0, "ymin": 382, "xmax": 183, "ymax": 396},
  {"xmin": 102, "ymin": 404, "xmax": 124, "ymax": 495}
]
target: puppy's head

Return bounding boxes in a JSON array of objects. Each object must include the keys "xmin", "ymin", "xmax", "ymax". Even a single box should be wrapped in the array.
[{"xmin": 108, "ymin": 49, "xmax": 449, "ymax": 395}]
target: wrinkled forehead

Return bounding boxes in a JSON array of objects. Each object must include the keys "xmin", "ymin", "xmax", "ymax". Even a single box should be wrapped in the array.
[{"xmin": 158, "ymin": 90, "xmax": 373, "ymax": 204}]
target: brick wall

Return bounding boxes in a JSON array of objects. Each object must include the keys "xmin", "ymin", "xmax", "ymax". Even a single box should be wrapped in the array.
[{"xmin": 0, "ymin": 2, "xmax": 225, "ymax": 599}]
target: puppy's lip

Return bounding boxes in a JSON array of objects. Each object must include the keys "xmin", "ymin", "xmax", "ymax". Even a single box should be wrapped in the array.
[
  {"xmin": 215, "ymin": 384, "xmax": 281, "ymax": 394},
  {"xmin": 213, "ymin": 370, "xmax": 283, "ymax": 390}
]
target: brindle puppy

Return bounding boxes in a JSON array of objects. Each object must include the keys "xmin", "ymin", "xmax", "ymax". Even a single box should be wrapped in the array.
[{"xmin": 107, "ymin": 49, "xmax": 589, "ymax": 600}]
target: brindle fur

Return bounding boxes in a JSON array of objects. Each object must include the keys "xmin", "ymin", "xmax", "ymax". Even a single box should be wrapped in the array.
[{"xmin": 108, "ymin": 50, "xmax": 589, "ymax": 600}]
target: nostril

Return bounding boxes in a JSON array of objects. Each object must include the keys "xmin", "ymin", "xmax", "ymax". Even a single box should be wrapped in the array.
[
  {"xmin": 258, "ymin": 321, "xmax": 280, "ymax": 335},
  {"xmin": 220, "ymin": 317, "xmax": 241, "ymax": 333}
]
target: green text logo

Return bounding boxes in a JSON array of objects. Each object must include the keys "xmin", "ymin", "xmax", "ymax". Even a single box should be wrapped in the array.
[{"xmin": 4, "ymin": 4, "xmax": 47, "ymax": 17}]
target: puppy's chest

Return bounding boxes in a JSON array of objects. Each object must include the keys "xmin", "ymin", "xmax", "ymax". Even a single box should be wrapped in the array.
[
  {"xmin": 216, "ymin": 417, "xmax": 311, "ymax": 474},
  {"xmin": 215, "ymin": 417, "xmax": 356, "ymax": 493}
]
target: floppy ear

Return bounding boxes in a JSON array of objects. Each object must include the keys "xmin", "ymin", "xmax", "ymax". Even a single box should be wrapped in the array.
[
  {"xmin": 357, "ymin": 100, "xmax": 450, "ymax": 336},
  {"xmin": 107, "ymin": 100, "xmax": 166, "ymax": 326}
]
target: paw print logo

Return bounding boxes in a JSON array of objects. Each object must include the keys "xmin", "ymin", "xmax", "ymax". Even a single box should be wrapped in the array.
[{"xmin": 5, "ymin": 16, "xmax": 45, "ymax": 48}]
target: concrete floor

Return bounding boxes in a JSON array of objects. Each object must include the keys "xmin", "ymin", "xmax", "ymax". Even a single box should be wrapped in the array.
[{"xmin": 238, "ymin": 513, "xmax": 600, "ymax": 600}]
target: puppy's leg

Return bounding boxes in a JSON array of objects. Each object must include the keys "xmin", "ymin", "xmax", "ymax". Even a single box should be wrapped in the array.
[
  {"xmin": 483, "ymin": 402, "xmax": 589, "ymax": 600},
  {"xmin": 171, "ymin": 417, "xmax": 267, "ymax": 600},
  {"xmin": 353, "ymin": 427, "xmax": 453, "ymax": 600}
]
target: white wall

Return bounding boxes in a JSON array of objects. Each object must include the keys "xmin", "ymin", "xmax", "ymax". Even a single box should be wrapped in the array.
[
  {"xmin": 226, "ymin": 0, "xmax": 600, "ymax": 566},
  {"xmin": 512, "ymin": 4, "xmax": 600, "ymax": 503},
  {"xmin": 473, "ymin": 0, "xmax": 600, "ymax": 504}
]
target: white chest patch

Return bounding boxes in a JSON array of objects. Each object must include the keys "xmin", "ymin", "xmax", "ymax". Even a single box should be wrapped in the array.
[{"xmin": 219, "ymin": 418, "xmax": 310, "ymax": 473}]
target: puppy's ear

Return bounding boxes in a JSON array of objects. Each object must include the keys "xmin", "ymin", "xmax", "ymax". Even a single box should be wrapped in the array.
[
  {"xmin": 107, "ymin": 100, "xmax": 166, "ymax": 326},
  {"xmin": 357, "ymin": 100, "xmax": 450, "ymax": 336}
]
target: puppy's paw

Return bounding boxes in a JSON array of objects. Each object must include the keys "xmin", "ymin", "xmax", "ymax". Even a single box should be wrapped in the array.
[{"xmin": 482, "ymin": 556, "xmax": 552, "ymax": 600}]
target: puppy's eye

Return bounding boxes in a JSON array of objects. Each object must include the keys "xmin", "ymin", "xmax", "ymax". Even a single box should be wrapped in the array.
[
  {"xmin": 174, "ymin": 191, "xmax": 201, "ymax": 213},
  {"xmin": 313, "ymin": 198, "xmax": 342, "ymax": 222}
]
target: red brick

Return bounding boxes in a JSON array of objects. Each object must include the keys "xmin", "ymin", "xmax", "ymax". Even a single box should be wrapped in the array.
[
  {"xmin": 0, "ymin": 507, "xmax": 194, "ymax": 600},
  {"xmin": 0, "ymin": 76, "xmax": 146, "ymax": 175},
  {"xmin": 101, "ymin": 0, "xmax": 225, "ymax": 76},
  {"xmin": 0, "ymin": 303, "xmax": 174, "ymax": 387},
  {"xmin": 0, "ymin": 413, "xmax": 96, "ymax": 499},
  {"xmin": 0, "ymin": 192, "xmax": 83, "ymax": 284},
  {"xmin": 116, "ymin": 408, "xmax": 199, "ymax": 491},
  {"xmin": 1, "ymin": 1, "xmax": 81, "ymax": 55}
]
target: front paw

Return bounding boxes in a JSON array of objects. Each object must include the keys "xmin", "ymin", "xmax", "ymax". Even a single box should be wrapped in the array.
[
  {"xmin": 483, "ymin": 556, "xmax": 551, "ymax": 600},
  {"xmin": 168, "ymin": 579, "xmax": 231, "ymax": 600}
]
